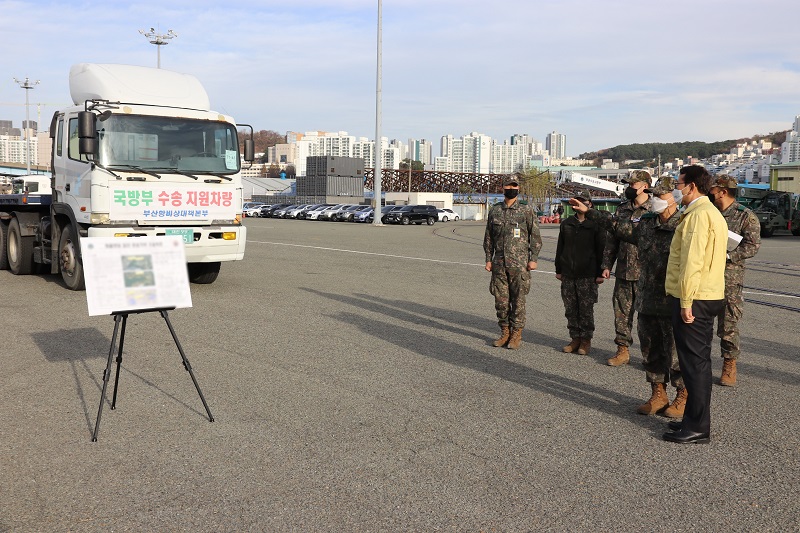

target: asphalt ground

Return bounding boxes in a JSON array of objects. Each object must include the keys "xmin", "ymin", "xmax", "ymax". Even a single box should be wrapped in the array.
[{"xmin": 1, "ymin": 217, "xmax": 799, "ymax": 531}]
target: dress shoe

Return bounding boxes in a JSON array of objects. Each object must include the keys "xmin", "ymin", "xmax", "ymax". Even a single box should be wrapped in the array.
[
  {"xmin": 662, "ymin": 429, "xmax": 710, "ymax": 444},
  {"xmin": 667, "ymin": 420, "xmax": 682, "ymax": 432}
]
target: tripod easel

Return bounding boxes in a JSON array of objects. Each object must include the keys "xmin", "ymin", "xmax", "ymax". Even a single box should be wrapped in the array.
[{"xmin": 92, "ymin": 307, "xmax": 214, "ymax": 442}]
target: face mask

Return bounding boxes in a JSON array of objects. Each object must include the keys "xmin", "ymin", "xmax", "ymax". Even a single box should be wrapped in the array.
[
  {"xmin": 504, "ymin": 188, "xmax": 519, "ymax": 199},
  {"xmin": 672, "ymin": 188, "xmax": 683, "ymax": 204},
  {"xmin": 649, "ymin": 197, "xmax": 669, "ymax": 214},
  {"xmin": 624, "ymin": 186, "xmax": 639, "ymax": 201}
]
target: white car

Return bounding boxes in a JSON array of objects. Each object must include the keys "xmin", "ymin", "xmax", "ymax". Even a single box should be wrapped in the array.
[
  {"xmin": 244, "ymin": 204, "xmax": 266, "ymax": 217},
  {"xmin": 437, "ymin": 208, "xmax": 460, "ymax": 222}
]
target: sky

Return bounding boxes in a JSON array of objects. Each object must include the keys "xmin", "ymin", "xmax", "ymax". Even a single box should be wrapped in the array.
[{"xmin": 2, "ymin": 0, "xmax": 800, "ymax": 157}]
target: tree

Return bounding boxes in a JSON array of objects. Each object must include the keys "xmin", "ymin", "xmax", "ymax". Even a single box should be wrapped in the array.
[
  {"xmin": 518, "ymin": 169, "xmax": 557, "ymax": 215},
  {"xmin": 238, "ymin": 129, "xmax": 286, "ymax": 159},
  {"xmin": 400, "ymin": 158, "xmax": 424, "ymax": 171}
]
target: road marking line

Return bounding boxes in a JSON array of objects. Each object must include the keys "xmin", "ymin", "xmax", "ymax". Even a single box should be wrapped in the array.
[
  {"xmin": 743, "ymin": 291, "xmax": 800, "ymax": 299},
  {"xmin": 247, "ymin": 239, "xmax": 556, "ymax": 274}
]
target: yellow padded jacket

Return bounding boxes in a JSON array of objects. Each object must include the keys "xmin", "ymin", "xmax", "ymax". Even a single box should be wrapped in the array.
[{"xmin": 665, "ymin": 195, "xmax": 727, "ymax": 308}]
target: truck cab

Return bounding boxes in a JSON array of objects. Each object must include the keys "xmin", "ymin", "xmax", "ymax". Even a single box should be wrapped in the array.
[{"xmin": 47, "ymin": 63, "xmax": 254, "ymax": 288}]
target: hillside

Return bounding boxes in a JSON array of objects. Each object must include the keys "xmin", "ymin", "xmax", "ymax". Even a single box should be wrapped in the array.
[{"xmin": 580, "ymin": 131, "xmax": 789, "ymax": 165}]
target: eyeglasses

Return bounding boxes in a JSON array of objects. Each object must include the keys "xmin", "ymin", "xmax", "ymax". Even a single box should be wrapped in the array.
[{"xmin": 676, "ymin": 181, "xmax": 688, "ymax": 188}]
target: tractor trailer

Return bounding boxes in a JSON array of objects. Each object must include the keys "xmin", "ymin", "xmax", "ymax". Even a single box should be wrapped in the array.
[{"xmin": 0, "ymin": 63, "xmax": 254, "ymax": 289}]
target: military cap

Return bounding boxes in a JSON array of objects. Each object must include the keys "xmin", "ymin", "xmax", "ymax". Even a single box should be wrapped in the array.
[
  {"xmin": 623, "ymin": 170, "xmax": 651, "ymax": 185},
  {"xmin": 713, "ymin": 174, "xmax": 738, "ymax": 189},
  {"xmin": 503, "ymin": 173, "xmax": 522, "ymax": 186},
  {"xmin": 573, "ymin": 189, "xmax": 592, "ymax": 202},
  {"xmin": 644, "ymin": 176, "xmax": 675, "ymax": 195}
]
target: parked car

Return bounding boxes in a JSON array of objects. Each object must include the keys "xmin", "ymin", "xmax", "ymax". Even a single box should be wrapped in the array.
[
  {"xmin": 335, "ymin": 204, "xmax": 367, "ymax": 222},
  {"xmin": 317, "ymin": 204, "xmax": 349, "ymax": 221},
  {"xmin": 353, "ymin": 207, "xmax": 374, "ymax": 222},
  {"xmin": 284, "ymin": 204, "xmax": 314, "ymax": 219},
  {"xmin": 342, "ymin": 205, "xmax": 372, "ymax": 222},
  {"xmin": 304, "ymin": 204, "xmax": 334, "ymax": 220},
  {"xmin": 243, "ymin": 204, "xmax": 267, "ymax": 217},
  {"xmin": 271, "ymin": 204, "xmax": 298, "ymax": 218},
  {"xmin": 295, "ymin": 204, "xmax": 327, "ymax": 219},
  {"xmin": 384, "ymin": 205, "xmax": 438, "ymax": 225},
  {"xmin": 368, "ymin": 205, "xmax": 403, "ymax": 223},
  {"xmin": 436, "ymin": 208, "xmax": 460, "ymax": 222},
  {"xmin": 260, "ymin": 203, "xmax": 292, "ymax": 217}
]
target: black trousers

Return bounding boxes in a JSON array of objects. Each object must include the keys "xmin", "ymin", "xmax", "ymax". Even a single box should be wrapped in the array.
[{"xmin": 671, "ymin": 297, "xmax": 725, "ymax": 434}]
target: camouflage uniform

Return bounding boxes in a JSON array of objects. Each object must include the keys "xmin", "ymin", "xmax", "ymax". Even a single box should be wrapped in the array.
[
  {"xmin": 589, "ymin": 205, "xmax": 684, "ymax": 387},
  {"xmin": 484, "ymin": 199, "xmax": 542, "ymax": 329},
  {"xmin": 717, "ymin": 200, "xmax": 761, "ymax": 359},
  {"xmin": 601, "ymin": 197, "xmax": 652, "ymax": 347},
  {"xmin": 555, "ymin": 192, "xmax": 606, "ymax": 340}
]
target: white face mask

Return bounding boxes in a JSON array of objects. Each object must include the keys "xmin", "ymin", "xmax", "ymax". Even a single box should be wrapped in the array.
[
  {"xmin": 649, "ymin": 197, "xmax": 669, "ymax": 214},
  {"xmin": 672, "ymin": 188, "xmax": 683, "ymax": 204}
]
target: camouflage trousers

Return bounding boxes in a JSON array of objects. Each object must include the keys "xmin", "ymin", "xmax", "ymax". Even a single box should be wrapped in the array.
[
  {"xmin": 490, "ymin": 267, "xmax": 531, "ymax": 329},
  {"xmin": 638, "ymin": 313, "xmax": 684, "ymax": 388},
  {"xmin": 716, "ymin": 274, "xmax": 744, "ymax": 359},
  {"xmin": 612, "ymin": 278, "xmax": 637, "ymax": 347},
  {"xmin": 560, "ymin": 276, "xmax": 598, "ymax": 339}
]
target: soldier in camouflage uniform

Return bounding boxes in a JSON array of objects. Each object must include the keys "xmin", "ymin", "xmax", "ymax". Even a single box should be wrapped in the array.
[
  {"xmin": 574, "ymin": 177, "xmax": 687, "ymax": 417},
  {"xmin": 708, "ymin": 175, "xmax": 761, "ymax": 386},
  {"xmin": 555, "ymin": 190, "xmax": 606, "ymax": 356},
  {"xmin": 601, "ymin": 170, "xmax": 653, "ymax": 367},
  {"xmin": 484, "ymin": 172, "xmax": 542, "ymax": 350}
]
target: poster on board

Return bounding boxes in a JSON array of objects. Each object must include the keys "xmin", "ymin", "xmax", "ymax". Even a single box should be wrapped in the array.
[{"xmin": 81, "ymin": 236, "xmax": 193, "ymax": 316}]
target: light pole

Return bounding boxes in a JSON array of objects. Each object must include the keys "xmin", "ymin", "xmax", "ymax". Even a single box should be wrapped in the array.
[
  {"xmin": 372, "ymin": 0, "xmax": 383, "ymax": 226},
  {"xmin": 138, "ymin": 27, "xmax": 177, "ymax": 68},
  {"xmin": 13, "ymin": 77, "xmax": 39, "ymax": 175}
]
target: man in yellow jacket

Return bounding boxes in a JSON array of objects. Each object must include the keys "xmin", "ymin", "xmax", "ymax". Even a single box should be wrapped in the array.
[{"xmin": 663, "ymin": 165, "xmax": 728, "ymax": 444}]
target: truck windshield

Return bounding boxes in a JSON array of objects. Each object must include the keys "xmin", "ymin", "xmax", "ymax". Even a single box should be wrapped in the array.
[{"xmin": 96, "ymin": 115, "xmax": 240, "ymax": 174}]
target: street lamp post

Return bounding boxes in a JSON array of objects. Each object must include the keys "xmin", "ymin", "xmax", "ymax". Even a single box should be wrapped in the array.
[
  {"xmin": 372, "ymin": 0, "xmax": 382, "ymax": 226},
  {"xmin": 13, "ymin": 77, "xmax": 40, "ymax": 175},
  {"xmin": 138, "ymin": 28, "xmax": 177, "ymax": 68}
]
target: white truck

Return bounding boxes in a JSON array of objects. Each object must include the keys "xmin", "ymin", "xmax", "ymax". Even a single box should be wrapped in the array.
[{"xmin": 0, "ymin": 63, "xmax": 254, "ymax": 289}]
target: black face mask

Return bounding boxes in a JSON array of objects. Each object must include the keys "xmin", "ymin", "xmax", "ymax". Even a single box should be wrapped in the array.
[
  {"xmin": 504, "ymin": 188, "xmax": 519, "ymax": 199},
  {"xmin": 624, "ymin": 186, "xmax": 639, "ymax": 200}
]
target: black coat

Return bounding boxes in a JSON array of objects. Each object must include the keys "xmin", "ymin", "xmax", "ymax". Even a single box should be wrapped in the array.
[{"xmin": 555, "ymin": 215, "xmax": 606, "ymax": 278}]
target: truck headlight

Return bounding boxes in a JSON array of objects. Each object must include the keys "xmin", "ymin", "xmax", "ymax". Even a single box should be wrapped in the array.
[{"xmin": 91, "ymin": 213, "xmax": 110, "ymax": 224}]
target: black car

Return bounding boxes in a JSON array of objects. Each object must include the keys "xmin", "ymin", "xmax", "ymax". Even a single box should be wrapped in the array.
[
  {"xmin": 260, "ymin": 203, "xmax": 292, "ymax": 217},
  {"xmin": 384, "ymin": 205, "xmax": 438, "ymax": 225}
]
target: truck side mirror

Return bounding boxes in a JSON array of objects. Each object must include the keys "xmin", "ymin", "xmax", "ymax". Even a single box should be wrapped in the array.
[
  {"xmin": 78, "ymin": 111, "xmax": 97, "ymax": 156},
  {"xmin": 244, "ymin": 139, "xmax": 255, "ymax": 162}
]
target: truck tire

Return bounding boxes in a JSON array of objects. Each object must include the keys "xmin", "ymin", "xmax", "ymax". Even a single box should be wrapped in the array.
[
  {"xmin": 59, "ymin": 224, "xmax": 85, "ymax": 290},
  {"xmin": 188, "ymin": 262, "xmax": 220, "ymax": 284},
  {"xmin": 0, "ymin": 220, "xmax": 8, "ymax": 270},
  {"xmin": 8, "ymin": 218, "xmax": 34, "ymax": 275},
  {"xmin": 760, "ymin": 226, "xmax": 774, "ymax": 238}
]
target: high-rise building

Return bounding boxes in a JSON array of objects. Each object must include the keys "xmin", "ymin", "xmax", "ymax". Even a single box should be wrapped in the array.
[
  {"xmin": 407, "ymin": 138, "xmax": 433, "ymax": 165},
  {"xmin": 546, "ymin": 131, "xmax": 566, "ymax": 160},
  {"xmin": 781, "ymin": 116, "xmax": 800, "ymax": 164},
  {"xmin": 439, "ymin": 132, "xmax": 492, "ymax": 173}
]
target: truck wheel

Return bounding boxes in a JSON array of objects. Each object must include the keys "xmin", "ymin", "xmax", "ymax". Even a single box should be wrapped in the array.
[
  {"xmin": 188, "ymin": 262, "xmax": 220, "ymax": 284},
  {"xmin": 8, "ymin": 218, "xmax": 34, "ymax": 275},
  {"xmin": 59, "ymin": 224, "xmax": 85, "ymax": 290},
  {"xmin": 760, "ymin": 226, "xmax": 774, "ymax": 238},
  {"xmin": 0, "ymin": 221, "xmax": 8, "ymax": 270}
]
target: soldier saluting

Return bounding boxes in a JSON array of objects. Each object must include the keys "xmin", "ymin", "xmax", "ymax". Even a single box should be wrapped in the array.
[
  {"xmin": 484, "ymin": 172, "xmax": 542, "ymax": 350},
  {"xmin": 707, "ymin": 175, "xmax": 761, "ymax": 386}
]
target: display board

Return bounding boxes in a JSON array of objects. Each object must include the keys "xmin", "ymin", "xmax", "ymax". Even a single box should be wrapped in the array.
[{"xmin": 81, "ymin": 236, "xmax": 192, "ymax": 316}]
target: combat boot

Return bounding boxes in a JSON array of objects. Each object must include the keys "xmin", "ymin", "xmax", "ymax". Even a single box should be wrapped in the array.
[
  {"xmin": 507, "ymin": 328, "xmax": 523, "ymax": 350},
  {"xmin": 562, "ymin": 338, "xmax": 581, "ymax": 353},
  {"xmin": 637, "ymin": 383, "xmax": 669, "ymax": 415},
  {"xmin": 576, "ymin": 338, "xmax": 591, "ymax": 355},
  {"xmin": 720, "ymin": 358, "xmax": 737, "ymax": 386},
  {"xmin": 492, "ymin": 325, "xmax": 511, "ymax": 347},
  {"xmin": 607, "ymin": 345, "xmax": 630, "ymax": 366},
  {"xmin": 663, "ymin": 387, "xmax": 688, "ymax": 418}
]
